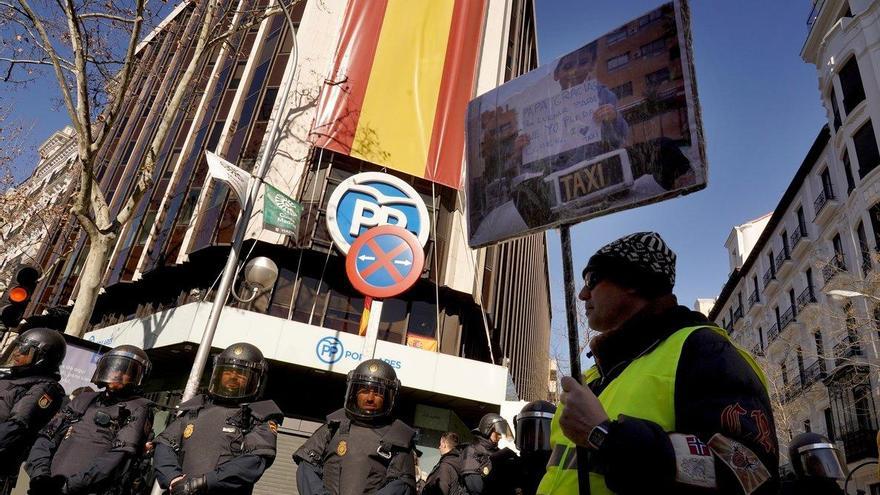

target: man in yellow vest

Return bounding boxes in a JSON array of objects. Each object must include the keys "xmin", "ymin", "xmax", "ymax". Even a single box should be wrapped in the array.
[{"xmin": 539, "ymin": 232, "xmax": 779, "ymax": 495}]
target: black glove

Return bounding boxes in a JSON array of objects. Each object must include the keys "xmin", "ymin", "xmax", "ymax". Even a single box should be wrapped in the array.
[
  {"xmin": 170, "ymin": 475, "xmax": 207, "ymax": 495},
  {"xmin": 28, "ymin": 475, "xmax": 66, "ymax": 495}
]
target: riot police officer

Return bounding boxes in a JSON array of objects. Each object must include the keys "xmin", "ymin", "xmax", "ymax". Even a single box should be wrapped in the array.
[
  {"xmin": 26, "ymin": 344, "xmax": 154, "ymax": 495},
  {"xmin": 460, "ymin": 413, "xmax": 520, "ymax": 495},
  {"xmin": 0, "ymin": 328, "xmax": 66, "ymax": 494},
  {"xmin": 514, "ymin": 400, "xmax": 555, "ymax": 495},
  {"xmin": 294, "ymin": 359, "xmax": 416, "ymax": 495},
  {"xmin": 780, "ymin": 432, "xmax": 847, "ymax": 495},
  {"xmin": 153, "ymin": 343, "xmax": 281, "ymax": 495}
]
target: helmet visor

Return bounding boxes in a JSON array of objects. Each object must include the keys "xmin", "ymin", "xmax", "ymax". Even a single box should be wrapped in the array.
[
  {"xmin": 208, "ymin": 364, "xmax": 260, "ymax": 399},
  {"xmin": 798, "ymin": 446, "xmax": 848, "ymax": 480},
  {"xmin": 515, "ymin": 412, "xmax": 553, "ymax": 453},
  {"xmin": 92, "ymin": 354, "xmax": 146, "ymax": 388},
  {"xmin": 0, "ymin": 339, "xmax": 36, "ymax": 368},
  {"xmin": 344, "ymin": 376, "xmax": 395, "ymax": 419}
]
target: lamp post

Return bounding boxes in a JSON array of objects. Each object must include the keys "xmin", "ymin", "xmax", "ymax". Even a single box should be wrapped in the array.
[{"xmin": 826, "ymin": 289, "xmax": 880, "ymax": 301}]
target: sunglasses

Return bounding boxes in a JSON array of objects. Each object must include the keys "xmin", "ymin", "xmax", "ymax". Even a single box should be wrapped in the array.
[{"xmin": 583, "ymin": 271, "xmax": 603, "ymax": 290}]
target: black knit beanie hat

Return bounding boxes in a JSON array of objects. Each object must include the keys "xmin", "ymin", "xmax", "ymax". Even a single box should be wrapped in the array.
[{"xmin": 582, "ymin": 232, "xmax": 676, "ymax": 297}]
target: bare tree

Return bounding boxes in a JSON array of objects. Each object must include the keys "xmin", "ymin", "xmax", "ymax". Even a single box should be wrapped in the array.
[{"xmin": 0, "ymin": 0, "xmax": 292, "ymax": 336}]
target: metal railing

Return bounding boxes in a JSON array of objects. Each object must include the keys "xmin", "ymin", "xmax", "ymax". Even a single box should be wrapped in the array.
[
  {"xmin": 763, "ymin": 267, "xmax": 775, "ymax": 287},
  {"xmin": 768, "ymin": 323, "xmax": 780, "ymax": 343},
  {"xmin": 833, "ymin": 338, "xmax": 862, "ymax": 364},
  {"xmin": 733, "ymin": 306, "xmax": 743, "ymax": 322},
  {"xmin": 822, "ymin": 255, "xmax": 847, "ymax": 284},
  {"xmin": 775, "ymin": 250, "xmax": 790, "ymax": 269},
  {"xmin": 814, "ymin": 188, "xmax": 835, "ymax": 219},
  {"xmin": 791, "ymin": 225, "xmax": 807, "ymax": 248},
  {"xmin": 748, "ymin": 290, "xmax": 760, "ymax": 309},
  {"xmin": 780, "ymin": 306, "xmax": 796, "ymax": 329},
  {"xmin": 796, "ymin": 286, "xmax": 817, "ymax": 310},
  {"xmin": 801, "ymin": 360, "xmax": 826, "ymax": 389},
  {"xmin": 751, "ymin": 343, "xmax": 764, "ymax": 356}
]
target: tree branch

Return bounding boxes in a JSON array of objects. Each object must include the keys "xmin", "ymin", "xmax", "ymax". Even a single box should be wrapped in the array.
[{"xmin": 79, "ymin": 12, "xmax": 139, "ymax": 23}]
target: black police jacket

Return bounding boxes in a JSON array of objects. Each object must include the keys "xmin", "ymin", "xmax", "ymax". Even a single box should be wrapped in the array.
[
  {"xmin": 420, "ymin": 449, "xmax": 462, "ymax": 495},
  {"xmin": 582, "ymin": 304, "xmax": 780, "ymax": 494},
  {"xmin": 293, "ymin": 408, "xmax": 416, "ymax": 495},
  {"xmin": 0, "ymin": 373, "xmax": 64, "ymax": 477},
  {"xmin": 153, "ymin": 394, "xmax": 282, "ymax": 495},
  {"xmin": 460, "ymin": 437, "xmax": 519, "ymax": 495},
  {"xmin": 26, "ymin": 390, "xmax": 154, "ymax": 494}
]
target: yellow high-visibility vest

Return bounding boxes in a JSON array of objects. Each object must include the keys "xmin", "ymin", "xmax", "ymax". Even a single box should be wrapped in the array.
[{"xmin": 537, "ymin": 326, "xmax": 768, "ymax": 495}]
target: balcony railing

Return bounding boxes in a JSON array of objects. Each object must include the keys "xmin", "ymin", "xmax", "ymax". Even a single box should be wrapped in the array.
[
  {"xmin": 767, "ymin": 323, "xmax": 780, "ymax": 343},
  {"xmin": 763, "ymin": 267, "xmax": 775, "ymax": 287},
  {"xmin": 790, "ymin": 225, "xmax": 807, "ymax": 248},
  {"xmin": 822, "ymin": 255, "xmax": 847, "ymax": 284},
  {"xmin": 775, "ymin": 250, "xmax": 791, "ymax": 269},
  {"xmin": 733, "ymin": 306, "xmax": 743, "ymax": 323},
  {"xmin": 780, "ymin": 306, "xmax": 796, "ymax": 329},
  {"xmin": 801, "ymin": 360, "xmax": 826, "ymax": 389},
  {"xmin": 814, "ymin": 188, "xmax": 835, "ymax": 220},
  {"xmin": 747, "ymin": 290, "xmax": 760, "ymax": 309},
  {"xmin": 833, "ymin": 338, "xmax": 862, "ymax": 364},
  {"xmin": 751, "ymin": 343, "xmax": 764, "ymax": 356},
  {"xmin": 796, "ymin": 286, "xmax": 817, "ymax": 311}
]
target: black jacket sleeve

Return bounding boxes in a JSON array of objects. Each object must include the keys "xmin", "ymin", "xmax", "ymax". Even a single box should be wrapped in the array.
[
  {"xmin": 383, "ymin": 449, "xmax": 416, "ymax": 492},
  {"xmin": 205, "ymin": 454, "xmax": 267, "ymax": 490},
  {"xmin": 599, "ymin": 328, "xmax": 779, "ymax": 494},
  {"xmin": 0, "ymin": 380, "xmax": 63, "ymax": 458},
  {"xmin": 153, "ymin": 416, "xmax": 187, "ymax": 488},
  {"xmin": 296, "ymin": 461, "xmax": 330, "ymax": 495}
]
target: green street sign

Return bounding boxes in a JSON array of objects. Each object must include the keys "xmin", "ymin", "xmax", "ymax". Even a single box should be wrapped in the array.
[{"xmin": 263, "ymin": 183, "xmax": 302, "ymax": 237}]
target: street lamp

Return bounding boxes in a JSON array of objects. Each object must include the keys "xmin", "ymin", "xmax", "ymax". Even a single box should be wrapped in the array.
[
  {"xmin": 826, "ymin": 289, "xmax": 880, "ymax": 301},
  {"xmin": 232, "ymin": 256, "xmax": 279, "ymax": 307}
]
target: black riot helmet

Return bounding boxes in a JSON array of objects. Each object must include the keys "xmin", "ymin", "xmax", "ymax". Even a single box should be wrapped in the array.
[
  {"xmin": 515, "ymin": 400, "xmax": 556, "ymax": 455},
  {"xmin": 475, "ymin": 412, "xmax": 514, "ymax": 443},
  {"xmin": 208, "ymin": 343, "xmax": 267, "ymax": 402},
  {"xmin": 0, "ymin": 327, "xmax": 66, "ymax": 377},
  {"xmin": 789, "ymin": 432, "xmax": 847, "ymax": 481},
  {"xmin": 344, "ymin": 359, "xmax": 400, "ymax": 421},
  {"xmin": 91, "ymin": 345, "xmax": 151, "ymax": 391}
]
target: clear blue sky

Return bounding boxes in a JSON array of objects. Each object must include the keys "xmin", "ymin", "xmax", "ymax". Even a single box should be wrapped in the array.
[
  {"xmin": 6, "ymin": 1, "xmax": 826, "ymax": 375},
  {"xmin": 535, "ymin": 0, "xmax": 827, "ymax": 372}
]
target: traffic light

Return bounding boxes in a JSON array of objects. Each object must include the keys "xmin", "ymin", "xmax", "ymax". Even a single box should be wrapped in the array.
[{"xmin": 1, "ymin": 265, "xmax": 40, "ymax": 329}]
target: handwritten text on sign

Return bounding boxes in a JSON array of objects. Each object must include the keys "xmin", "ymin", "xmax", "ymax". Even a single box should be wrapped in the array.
[{"xmin": 520, "ymin": 80, "xmax": 601, "ymax": 164}]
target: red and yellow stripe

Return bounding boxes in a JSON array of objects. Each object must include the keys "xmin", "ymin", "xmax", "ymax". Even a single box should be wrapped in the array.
[{"xmin": 311, "ymin": 0, "xmax": 487, "ymax": 190}]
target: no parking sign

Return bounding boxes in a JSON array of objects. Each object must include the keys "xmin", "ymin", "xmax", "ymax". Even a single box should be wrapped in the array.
[{"xmin": 345, "ymin": 225, "xmax": 425, "ymax": 299}]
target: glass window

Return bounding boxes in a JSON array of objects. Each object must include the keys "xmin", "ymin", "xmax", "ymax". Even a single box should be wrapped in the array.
[
  {"xmin": 842, "ymin": 151, "xmax": 855, "ymax": 194},
  {"xmin": 291, "ymin": 276, "xmax": 328, "ymax": 325},
  {"xmin": 407, "ymin": 301, "xmax": 437, "ymax": 338},
  {"xmin": 611, "ymin": 82, "xmax": 633, "ymax": 100},
  {"xmin": 378, "ymin": 298, "xmax": 407, "ymax": 344},
  {"xmin": 607, "ymin": 53, "xmax": 629, "ymax": 71},
  {"xmin": 854, "ymin": 120, "xmax": 880, "ymax": 178},
  {"xmin": 268, "ymin": 268, "xmax": 295, "ymax": 318},
  {"xmin": 829, "ymin": 88, "xmax": 841, "ymax": 130},
  {"xmin": 646, "ymin": 68, "xmax": 671, "ymax": 86},
  {"xmin": 606, "ymin": 27, "xmax": 627, "ymax": 45},
  {"xmin": 640, "ymin": 37, "xmax": 667, "ymax": 57},
  {"xmin": 229, "ymin": 61, "xmax": 247, "ymax": 90},
  {"xmin": 258, "ymin": 88, "xmax": 279, "ymax": 122},
  {"xmin": 324, "ymin": 288, "xmax": 364, "ymax": 334},
  {"xmin": 839, "ymin": 56, "xmax": 866, "ymax": 114}
]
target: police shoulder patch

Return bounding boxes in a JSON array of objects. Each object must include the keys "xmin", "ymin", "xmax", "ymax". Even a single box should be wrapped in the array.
[
  {"xmin": 268, "ymin": 420, "xmax": 278, "ymax": 434},
  {"xmin": 708, "ymin": 433, "xmax": 770, "ymax": 495},
  {"xmin": 482, "ymin": 466, "xmax": 490, "ymax": 476},
  {"xmin": 336, "ymin": 440, "xmax": 347, "ymax": 456},
  {"xmin": 37, "ymin": 393, "xmax": 52, "ymax": 409},
  {"xmin": 183, "ymin": 423, "xmax": 194, "ymax": 439}
]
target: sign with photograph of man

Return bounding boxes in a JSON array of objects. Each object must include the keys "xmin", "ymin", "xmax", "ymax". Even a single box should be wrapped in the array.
[{"xmin": 466, "ymin": 0, "xmax": 706, "ymax": 247}]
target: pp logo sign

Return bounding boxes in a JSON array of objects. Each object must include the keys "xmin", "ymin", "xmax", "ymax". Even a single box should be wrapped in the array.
[
  {"xmin": 326, "ymin": 172, "xmax": 430, "ymax": 254},
  {"xmin": 316, "ymin": 336, "xmax": 344, "ymax": 364}
]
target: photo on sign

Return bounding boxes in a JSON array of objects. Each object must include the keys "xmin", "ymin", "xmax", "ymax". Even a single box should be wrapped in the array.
[{"xmin": 465, "ymin": 0, "xmax": 706, "ymax": 247}]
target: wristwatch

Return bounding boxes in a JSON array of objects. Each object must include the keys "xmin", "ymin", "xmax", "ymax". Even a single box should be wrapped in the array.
[{"xmin": 587, "ymin": 420, "xmax": 612, "ymax": 450}]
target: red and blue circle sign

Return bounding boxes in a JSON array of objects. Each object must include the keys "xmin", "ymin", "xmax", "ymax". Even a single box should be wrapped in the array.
[{"xmin": 345, "ymin": 225, "xmax": 425, "ymax": 299}]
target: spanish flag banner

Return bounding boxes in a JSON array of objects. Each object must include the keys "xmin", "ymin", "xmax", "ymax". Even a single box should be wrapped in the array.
[{"xmin": 310, "ymin": 0, "xmax": 488, "ymax": 190}]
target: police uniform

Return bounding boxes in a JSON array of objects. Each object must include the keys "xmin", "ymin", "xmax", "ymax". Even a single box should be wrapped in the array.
[
  {"xmin": 0, "ymin": 328, "xmax": 66, "ymax": 494},
  {"xmin": 25, "ymin": 344, "xmax": 154, "ymax": 495},
  {"xmin": 515, "ymin": 400, "xmax": 556, "ymax": 495},
  {"xmin": 294, "ymin": 359, "xmax": 416, "ymax": 495},
  {"xmin": 153, "ymin": 343, "xmax": 281, "ymax": 495},
  {"xmin": 459, "ymin": 413, "xmax": 520, "ymax": 495}
]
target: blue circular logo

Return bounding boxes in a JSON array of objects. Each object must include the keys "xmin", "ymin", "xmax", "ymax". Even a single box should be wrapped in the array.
[{"xmin": 316, "ymin": 336, "xmax": 345, "ymax": 364}]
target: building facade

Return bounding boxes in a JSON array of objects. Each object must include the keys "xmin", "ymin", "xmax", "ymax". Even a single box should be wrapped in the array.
[
  {"xmin": 0, "ymin": 126, "xmax": 77, "ymax": 288},
  {"xmin": 12, "ymin": 0, "xmax": 549, "ymax": 489},
  {"xmin": 710, "ymin": 1, "xmax": 880, "ymax": 490}
]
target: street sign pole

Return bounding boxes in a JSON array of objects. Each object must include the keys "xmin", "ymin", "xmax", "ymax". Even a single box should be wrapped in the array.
[{"xmin": 362, "ymin": 299, "xmax": 383, "ymax": 358}]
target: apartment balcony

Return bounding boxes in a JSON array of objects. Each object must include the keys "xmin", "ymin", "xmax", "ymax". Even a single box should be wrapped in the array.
[
  {"xmin": 800, "ymin": 360, "xmax": 826, "ymax": 390},
  {"xmin": 790, "ymin": 225, "xmax": 810, "ymax": 257},
  {"xmin": 763, "ymin": 267, "xmax": 779, "ymax": 294},
  {"xmin": 822, "ymin": 255, "xmax": 847, "ymax": 286},
  {"xmin": 750, "ymin": 343, "xmax": 765, "ymax": 357},
  {"xmin": 796, "ymin": 286, "xmax": 818, "ymax": 312},
  {"xmin": 841, "ymin": 429, "xmax": 880, "ymax": 464},
  {"xmin": 767, "ymin": 323, "xmax": 780, "ymax": 344},
  {"xmin": 733, "ymin": 305, "xmax": 744, "ymax": 324},
  {"xmin": 833, "ymin": 338, "xmax": 863, "ymax": 366},
  {"xmin": 775, "ymin": 250, "xmax": 793, "ymax": 277},
  {"xmin": 813, "ymin": 188, "xmax": 839, "ymax": 225},
  {"xmin": 747, "ymin": 289, "xmax": 763, "ymax": 315},
  {"xmin": 780, "ymin": 384, "xmax": 801, "ymax": 404},
  {"xmin": 779, "ymin": 306, "xmax": 796, "ymax": 332}
]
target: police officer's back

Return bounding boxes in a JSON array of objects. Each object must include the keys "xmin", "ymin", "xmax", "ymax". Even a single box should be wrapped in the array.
[
  {"xmin": 460, "ymin": 413, "xmax": 520, "ymax": 495},
  {"xmin": 0, "ymin": 328, "xmax": 66, "ymax": 491},
  {"xmin": 26, "ymin": 344, "xmax": 154, "ymax": 494},
  {"xmin": 294, "ymin": 359, "xmax": 416, "ymax": 495},
  {"xmin": 153, "ymin": 343, "xmax": 282, "ymax": 495}
]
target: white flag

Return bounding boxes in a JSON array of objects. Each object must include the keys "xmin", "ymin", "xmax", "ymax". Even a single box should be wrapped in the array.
[{"xmin": 205, "ymin": 151, "xmax": 251, "ymax": 205}]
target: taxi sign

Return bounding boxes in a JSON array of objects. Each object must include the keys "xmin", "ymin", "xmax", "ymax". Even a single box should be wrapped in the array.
[
  {"xmin": 327, "ymin": 172, "xmax": 430, "ymax": 255},
  {"xmin": 345, "ymin": 225, "xmax": 425, "ymax": 299}
]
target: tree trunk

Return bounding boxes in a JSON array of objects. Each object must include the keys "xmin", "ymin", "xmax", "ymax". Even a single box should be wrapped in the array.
[{"xmin": 64, "ymin": 232, "xmax": 116, "ymax": 337}]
